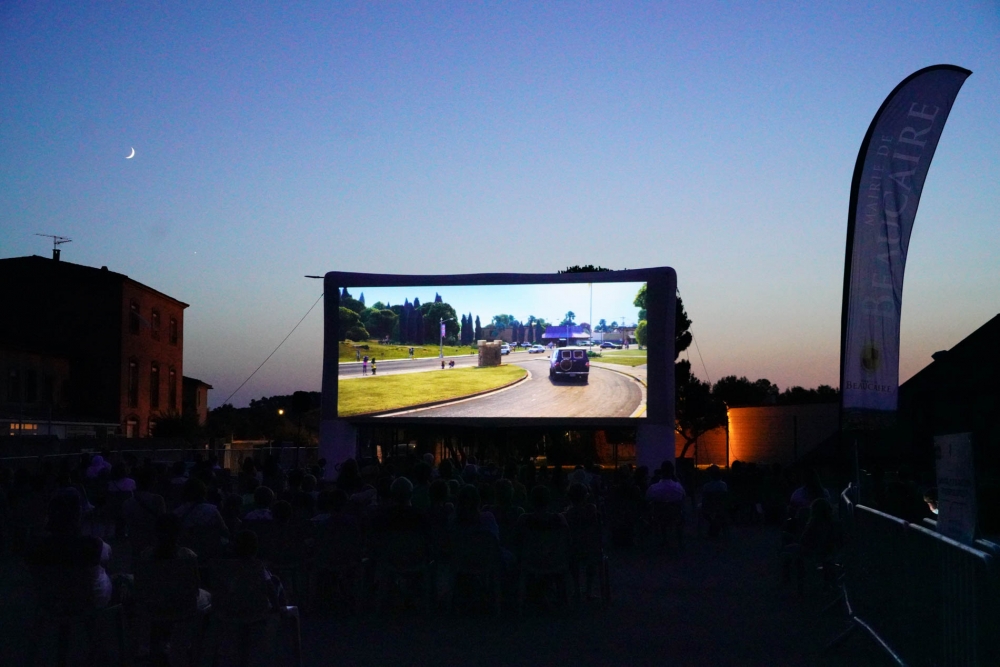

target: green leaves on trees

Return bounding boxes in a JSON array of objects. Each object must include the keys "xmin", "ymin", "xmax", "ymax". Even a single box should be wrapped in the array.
[
  {"xmin": 340, "ymin": 306, "xmax": 369, "ymax": 341},
  {"xmin": 635, "ymin": 320, "xmax": 647, "ymax": 347}
]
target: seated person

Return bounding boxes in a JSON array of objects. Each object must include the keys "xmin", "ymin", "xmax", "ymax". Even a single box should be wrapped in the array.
[
  {"xmin": 370, "ymin": 477, "xmax": 429, "ymax": 536},
  {"xmin": 486, "ymin": 479, "xmax": 524, "ymax": 551},
  {"xmin": 454, "ymin": 484, "xmax": 500, "ymax": 540},
  {"xmin": 783, "ymin": 497, "xmax": 843, "ymax": 585},
  {"xmin": 514, "ymin": 486, "xmax": 569, "ymax": 604},
  {"xmin": 138, "ymin": 513, "xmax": 212, "ymax": 611},
  {"xmin": 243, "ymin": 486, "xmax": 275, "ymax": 522},
  {"xmin": 123, "ymin": 467, "xmax": 166, "ymax": 539},
  {"xmin": 107, "ymin": 461, "xmax": 137, "ymax": 493},
  {"xmin": 645, "ymin": 461, "xmax": 686, "ymax": 504},
  {"xmin": 173, "ymin": 478, "xmax": 229, "ymax": 536},
  {"xmin": 230, "ymin": 529, "xmax": 285, "ymax": 610},
  {"xmin": 788, "ymin": 468, "xmax": 830, "ymax": 515},
  {"xmin": 27, "ymin": 489, "xmax": 116, "ymax": 610},
  {"xmin": 923, "ymin": 487, "xmax": 939, "ymax": 516},
  {"xmin": 785, "ymin": 469, "xmax": 830, "ymax": 541},
  {"xmin": 214, "ymin": 530, "xmax": 288, "ymax": 666},
  {"xmin": 701, "ymin": 465, "xmax": 728, "ymax": 495},
  {"xmin": 700, "ymin": 465, "xmax": 728, "ymax": 537},
  {"xmin": 221, "ymin": 493, "xmax": 245, "ymax": 535},
  {"xmin": 563, "ymin": 483, "xmax": 601, "ymax": 600},
  {"xmin": 516, "ymin": 485, "xmax": 568, "ymax": 536}
]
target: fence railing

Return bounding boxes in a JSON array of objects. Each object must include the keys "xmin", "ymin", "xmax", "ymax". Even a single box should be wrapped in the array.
[
  {"xmin": 0, "ymin": 445, "xmax": 320, "ymax": 473},
  {"xmin": 834, "ymin": 485, "xmax": 999, "ymax": 666}
]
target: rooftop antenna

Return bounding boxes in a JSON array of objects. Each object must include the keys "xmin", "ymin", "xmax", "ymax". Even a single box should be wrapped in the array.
[{"xmin": 35, "ymin": 234, "xmax": 72, "ymax": 261}]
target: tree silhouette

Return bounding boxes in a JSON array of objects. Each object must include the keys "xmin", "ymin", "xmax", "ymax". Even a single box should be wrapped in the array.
[
  {"xmin": 675, "ymin": 360, "xmax": 726, "ymax": 459},
  {"xmin": 559, "ymin": 265, "xmax": 613, "ymax": 273}
]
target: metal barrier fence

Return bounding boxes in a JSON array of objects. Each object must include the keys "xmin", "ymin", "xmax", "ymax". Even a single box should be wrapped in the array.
[
  {"xmin": 0, "ymin": 445, "xmax": 320, "ymax": 473},
  {"xmin": 834, "ymin": 485, "xmax": 999, "ymax": 666}
]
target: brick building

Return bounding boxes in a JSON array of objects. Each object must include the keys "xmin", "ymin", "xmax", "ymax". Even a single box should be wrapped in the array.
[
  {"xmin": 0, "ymin": 255, "xmax": 192, "ymax": 438},
  {"xmin": 183, "ymin": 376, "xmax": 214, "ymax": 426}
]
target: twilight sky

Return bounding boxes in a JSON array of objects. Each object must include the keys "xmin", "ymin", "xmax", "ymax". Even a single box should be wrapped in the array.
[{"xmin": 2, "ymin": 2, "xmax": 997, "ymax": 408}]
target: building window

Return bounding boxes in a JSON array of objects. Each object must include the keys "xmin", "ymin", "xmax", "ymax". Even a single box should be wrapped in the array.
[
  {"xmin": 24, "ymin": 370, "xmax": 37, "ymax": 403},
  {"xmin": 148, "ymin": 419, "xmax": 157, "ymax": 436},
  {"xmin": 151, "ymin": 309, "xmax": 161, "ymax": 341},
  {"xmin": 125, "ymin": 417, "xmax": 138, "ymax": 438},
  {"xmin": 168, "ymin": 367, "xmax": 177, "ymax": 411},
  {"xmin": 150, "ymin": 362, "xmax": 160, "ymax": 409},
  {"xmin": 128, "ymin": 359, "xmax": 139, "ymax": 408},
  {"xmin": 130, "ymin": 301, "xmax": 141, "ymax": 335},
  {"xmin": 7, "ymin": 369, "xmax": 20, "ymax": 403},
  {"xmin": 169, "ymin": 317, "xmax": 179, "ymax": 345}
]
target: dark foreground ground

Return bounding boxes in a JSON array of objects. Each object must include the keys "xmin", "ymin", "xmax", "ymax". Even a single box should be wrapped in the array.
[{"xmin": 0, "ymin": 521, "xmax": 892, "ymax": 667}]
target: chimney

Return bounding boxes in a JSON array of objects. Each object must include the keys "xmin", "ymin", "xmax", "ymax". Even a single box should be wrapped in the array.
[{"xmin": 53, "ymin": 248, "xmax": 61, "ymax": 262}]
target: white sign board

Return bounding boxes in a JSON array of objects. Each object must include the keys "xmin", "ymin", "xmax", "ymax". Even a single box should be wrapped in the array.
[{"xmin": 935, "ymin": 432, "xmax": 976, "ymax": 544}]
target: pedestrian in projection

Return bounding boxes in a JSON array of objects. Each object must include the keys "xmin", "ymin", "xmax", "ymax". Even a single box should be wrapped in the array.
[{"xmin": 362, "ymin": 355, "xmax": 368, "ymax": 376}]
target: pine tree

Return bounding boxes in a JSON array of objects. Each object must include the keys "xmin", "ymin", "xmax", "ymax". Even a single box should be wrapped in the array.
[
  {"xmin": 414, "ymin": 308, "xmax": 425, "ymax": 344},
  {"xmin": 475, "ymin": 315, "xmax": 482, "ymax": 342},
  {"xmin": 359, "ymin": 292, "xmax": 365, "ymax": 306},
  {"xmin": 434, "ymin": 293, "xmax": 443, "ymax": 303},
  {"xmin": 400, "ymin": 300, "xmax": 411, "ymax": 344},
  {"xmin": 410, "ymin": 298, "xmax": 421, "ymax": 342}
]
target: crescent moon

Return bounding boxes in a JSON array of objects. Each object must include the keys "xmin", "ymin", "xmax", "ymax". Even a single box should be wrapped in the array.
[{"xmin": 126, "ymin": 147, "xmax": 135, "ymax": 159}]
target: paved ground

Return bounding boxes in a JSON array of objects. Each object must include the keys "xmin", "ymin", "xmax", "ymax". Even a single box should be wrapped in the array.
[
  {"xmin": 0, "ymin": 520, "xmax": 893, "ymax": 666},
  {"xmin": 408, "ymin": 361, "xmax": 642, "ymax": 418}
]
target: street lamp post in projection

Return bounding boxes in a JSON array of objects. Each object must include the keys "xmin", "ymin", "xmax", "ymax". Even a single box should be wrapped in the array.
[{"xmin": 439, "ymin": 317, "xmax": 455, "ymax": 359}]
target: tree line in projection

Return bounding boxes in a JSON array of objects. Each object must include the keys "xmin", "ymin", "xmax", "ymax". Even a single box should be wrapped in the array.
[
  {"xmin": 338, "ymin": 288, "xmax": 556, "ymax": 346},
  {"xmin": 338, "ymin": 288, "xmax": 467, "ymax": 345}
]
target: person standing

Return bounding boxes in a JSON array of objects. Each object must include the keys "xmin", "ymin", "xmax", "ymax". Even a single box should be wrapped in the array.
[
  {"xmin": 356, "ymin": 349, "xmax": 361, "ymax": 361},
  {"xmin": 371, "ymin": 357, "xmax": 377, "ymax": 375},
  {"xmin": 362, "ymin": 355, "xmax": 368, "ymax": 376}
]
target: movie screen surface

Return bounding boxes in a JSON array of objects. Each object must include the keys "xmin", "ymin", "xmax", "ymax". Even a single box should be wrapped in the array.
[{"xmin": 337, "ymin": 282, "xmax": 648, "ymax": 419}]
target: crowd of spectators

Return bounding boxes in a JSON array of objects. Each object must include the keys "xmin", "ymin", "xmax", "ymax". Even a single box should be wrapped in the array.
[{"xmin": 0, "ymin": 446, "xmax": 915, "ymax": 662}]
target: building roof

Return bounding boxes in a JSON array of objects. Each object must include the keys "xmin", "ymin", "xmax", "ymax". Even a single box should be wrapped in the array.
[
  {"xmin": 900, "ymin": 313, "xmax": 1000, "ymax": 396},
  {"xmin": 0, "ymin": 255, "xmax": 189, "ymax": 308},
  {"xmin": 541, "ymin": 324, "xmax": 589, "ymax": 340},
  {"xmin": 183, "ymin": 376, "xmax": 214, "ymax": 390}
]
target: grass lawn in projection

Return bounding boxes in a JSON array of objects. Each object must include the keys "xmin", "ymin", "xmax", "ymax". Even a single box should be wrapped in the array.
[
  {"xmin": 593, "ymin": 349, "xmax": 648, "ymax": 367},
  {"xmin": 338, "ymin": 365, "xmax": 527, "ymax": 416},
  {"xmin": 339, "ymin": 341, "xmax": 478, "ymax": 362}
]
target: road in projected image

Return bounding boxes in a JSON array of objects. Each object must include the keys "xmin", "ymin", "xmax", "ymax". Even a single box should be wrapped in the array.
[
  {"xmin": 336, "ymin": 281, "xmax": 648, "ymax": 419},
  {"xmin": 345, "ymin": 354, "xmax": 645, "ymax": 418}
]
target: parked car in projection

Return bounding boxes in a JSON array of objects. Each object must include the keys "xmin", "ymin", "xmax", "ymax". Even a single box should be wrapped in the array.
[
  {"xmin": 500, "ymin": 344, "xmax": 511, "ymax": 355},
  {"xmin": 549, "ymin": 346, "xmax": 590, "ymax": 382},
  {"xmin": 600, "ymin": 342, "xmax": 622, "ymax": 349},
  {"xmin": 528, "ymin": 345, "xmax": 546, "ymax": 354}
]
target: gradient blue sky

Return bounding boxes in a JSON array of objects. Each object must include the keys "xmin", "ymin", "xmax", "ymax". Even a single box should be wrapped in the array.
[{"xmin": 2, "ymin": 2, "xmax": 997, "ymax": 408}]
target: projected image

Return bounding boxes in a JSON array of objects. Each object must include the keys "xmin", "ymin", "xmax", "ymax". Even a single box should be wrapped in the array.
[{"xmin": 337, "ymin": 282, "xmax": 649, "ymax": 419}]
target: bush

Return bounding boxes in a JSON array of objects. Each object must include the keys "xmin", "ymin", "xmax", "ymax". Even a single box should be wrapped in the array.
[
  {"xmin": 587, "ymin": 350, "xmax": 602, "ymax": 358},
  {"xmin": 344, "ymin": 325, "xmax": 369, "ymax": 341}
]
